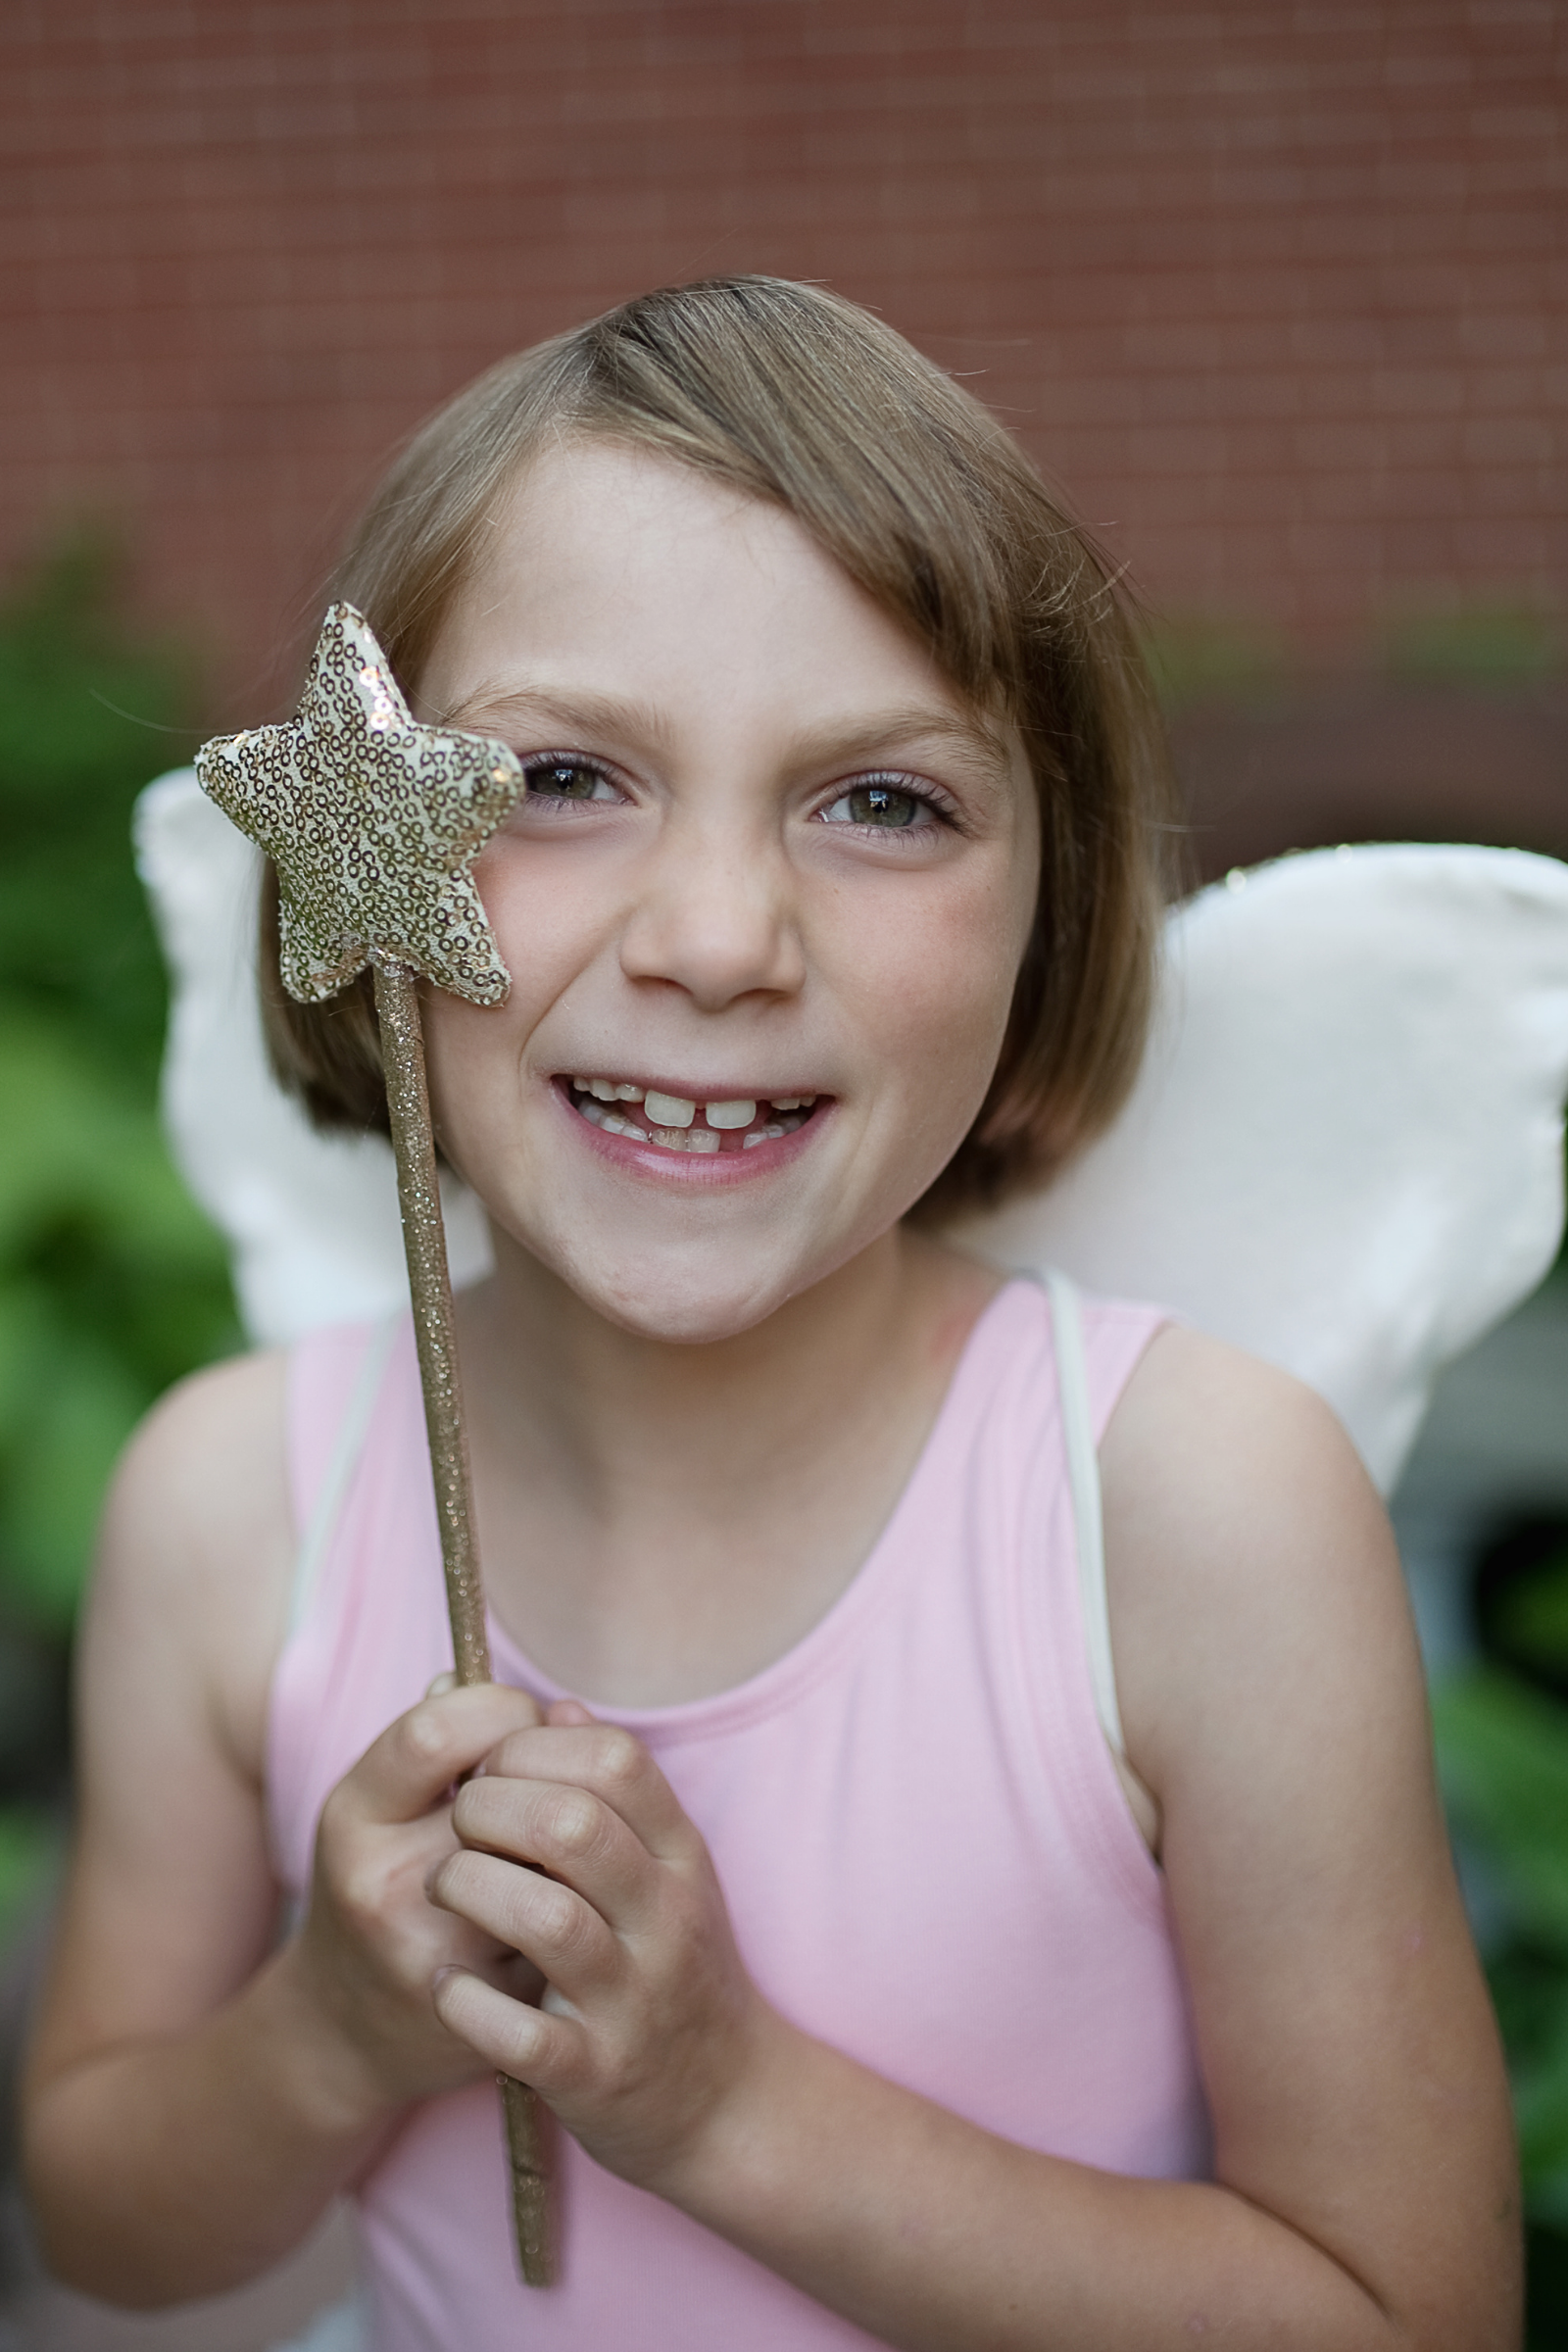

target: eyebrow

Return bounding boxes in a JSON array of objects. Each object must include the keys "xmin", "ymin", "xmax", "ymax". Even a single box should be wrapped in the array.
[
  {"xmin": 432, "ymin": 682, "xmax": 1013, "ymax": 781},
  {"xmin": 429, "ymin": 682, "xmax": 676, "ymax": 752}
]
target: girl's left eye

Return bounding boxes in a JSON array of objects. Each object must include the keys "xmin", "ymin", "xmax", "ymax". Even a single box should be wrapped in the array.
[
  {"xmin": 818, "ymin": 781, "xmax": 940, "ymax": 831},
  {"xmin": 521, "ymin": 757, "xmax": 619, "ymax": 803}
]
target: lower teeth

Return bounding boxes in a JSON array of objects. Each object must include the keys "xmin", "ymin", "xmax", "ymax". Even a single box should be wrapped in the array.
[{"xmin": 649, "ymin": 1126, "xmax": 720, "ymax": 1154}]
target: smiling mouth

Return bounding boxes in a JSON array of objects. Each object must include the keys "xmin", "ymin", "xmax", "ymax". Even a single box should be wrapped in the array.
[{"xmin": 560, "ymin": 1075, "xmax": 822, "ymax": 1156}]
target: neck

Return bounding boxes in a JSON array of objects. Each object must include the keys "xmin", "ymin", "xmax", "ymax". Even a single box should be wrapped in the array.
[
  {"xmin": 463, "ymin": 1221, "xmax": 947, "ymax": 1503},
  {"xmin": 454, "ymin": 1224, "xmax": 995, "ymax": 1704}
]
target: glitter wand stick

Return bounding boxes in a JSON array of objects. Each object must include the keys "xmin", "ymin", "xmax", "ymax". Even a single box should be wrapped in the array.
[{"xmin": 198, "ymin": 603, "xmax": 554, "ymax": 2286}]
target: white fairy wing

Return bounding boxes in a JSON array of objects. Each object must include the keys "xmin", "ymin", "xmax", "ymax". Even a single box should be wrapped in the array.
[
  {"xmin": 952, "ymin": 843, "xmax": 1568, "ymax": 1493},
  {"xmin": 133, "ymin": 768, "xmax": 492, "ymax": 1347},
  {"xmin": 137, "ymin": 770, "xmax": 1568, "ymax": 1494}
]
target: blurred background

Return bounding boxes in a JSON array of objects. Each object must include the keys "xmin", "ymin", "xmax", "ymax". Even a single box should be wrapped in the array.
[{"xmin": 0, "ymin": 2, "xmax": 1564, "ymax": 2345}]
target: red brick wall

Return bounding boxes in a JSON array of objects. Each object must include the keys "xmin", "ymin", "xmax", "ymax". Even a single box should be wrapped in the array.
[{"xmin": 2, "ymin": 0, "xmax": 1563, "ymax": 713}]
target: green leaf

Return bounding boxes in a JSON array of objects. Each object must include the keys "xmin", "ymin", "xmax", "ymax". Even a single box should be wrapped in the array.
[
  {"xmin": 1493, "ymin": 1558, "xmax": 1568, "ymax": 1676},
  {"xmin": 0, "ymin": 531, "xmax": 201, "ymax": 1082},
  {"xmin": 0, "ymin": 542, "xmax": 234, "ymax": 1636},
  {"xmin": 1504, "ymin": 1974, "xmax": 1568, "ymax": 2226},
  {"xmin": 1435, "ymin": 1669, "xmax": 1568, "ymax": 1951},
  {"xmin": 1384, "ymin": 604, "xmax": 1563, "ymax": 689},
  {"xmin": 0, "ymin": 1801, "xmax": 60, "ymax": 1954}
]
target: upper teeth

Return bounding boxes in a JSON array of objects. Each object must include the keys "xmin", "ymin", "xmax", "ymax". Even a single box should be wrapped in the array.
[{"xmin": 571, "ymin": 1078, "xmax": 815, "ymax": 1126}]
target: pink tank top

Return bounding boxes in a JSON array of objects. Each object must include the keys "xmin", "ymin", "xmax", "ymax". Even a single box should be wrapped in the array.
[{"xmin": 269, "ymin": 1280, "xmax": 1207, "ymax": 2351}]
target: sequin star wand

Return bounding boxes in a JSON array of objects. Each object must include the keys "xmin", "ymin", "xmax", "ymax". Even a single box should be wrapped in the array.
[{"xmin": 197, "ymin": 603, "xmax": 554, "ymax": 2286}]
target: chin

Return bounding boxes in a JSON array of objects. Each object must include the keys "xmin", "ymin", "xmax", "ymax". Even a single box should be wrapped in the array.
[
  {"xmin": 533, "ymin": 1218, "xmax": 860, "ymax": 1347},
  {"xmin": 575, "ymin": 1260, "xmax": 806, "ymax": 1346}
]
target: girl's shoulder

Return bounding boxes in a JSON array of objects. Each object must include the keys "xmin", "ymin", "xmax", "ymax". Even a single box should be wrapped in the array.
[
  {"xmin": 111, "ymin": 1343, "xmax": 292, "ymax": 1567},
  {"xmin": 90, "ymin": 1344, "xmax": 296, "ymax": 1786},
  {"xmin": 1101, "ymin": 1323, "xmax": 1416, "ymax": 1807},
  {"xmin": 1103, "ymin": 1321, "xmax": 1377, "ymax": 1567}
]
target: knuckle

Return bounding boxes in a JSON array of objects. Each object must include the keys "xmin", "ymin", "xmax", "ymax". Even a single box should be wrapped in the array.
[
  {"xmin": 587, "ymin": 1727, "xmax": 644, "ymax": 1794},
  {"xmin": 530, "ymin": 1875, "xmax": 581, "ymax": 1947},
  {"xmin": 542, "ymin": 1788, "xmax": 603, "ymax": 1860},
  {"xmin": 520, "ymin": 1877, "xmax": 606, "ymax": 1979},
  {"xmin": 398, "ymin": 1701, "xmax": 453, "ymax": 1771}
]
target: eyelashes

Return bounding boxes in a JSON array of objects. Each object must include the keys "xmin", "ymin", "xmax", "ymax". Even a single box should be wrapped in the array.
[
  {"xmin": 814, "ymin": 773, "xmax": 957, "ymax": 837},
  {"xmin": 513, "ymin": 752, "xmax": 962, "ymax": 838},
  {"xmin": 519, "ymin": 755, "xmax": 622, "ymax": 806}
]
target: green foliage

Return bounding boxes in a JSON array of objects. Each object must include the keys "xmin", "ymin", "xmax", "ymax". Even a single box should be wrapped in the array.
[
  {"xmin": 0, "ymin": 536, "xmax": 239, "ymax": 1640},
  {"xmin": 0, "ymin": 1803, "xmax": 59, "ymax": 1953},
  {"xmin": 1140, "ymin": 613, "xmax": 1290, "ymax": 711},
  {"xmin": 1492, "ymin": 1544, "xmax": 1568, "ymax": 1681},
  {"xmin": 0, "ymin": 534, "xmax": 201, "ymax": 1076},
  {"xmin": 1146, "ymin": 597, "xmax": 1563, "ymax": 714},
  {"xmin": 1436, "ymin": 1643, "xmax": 1568, "ymax": 2339},
  {"xmin": 0, "ymin": 1006, "xmax": 238, "ymax": 1632},
  {"xmin": 1384, "ymin": 604, "xmax": 1563, "ymax": 689}
]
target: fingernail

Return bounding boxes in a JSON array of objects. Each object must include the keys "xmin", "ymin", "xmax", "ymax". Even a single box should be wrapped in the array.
[{"xmin": 425, "ymin": 1671, "xmax": 458, "ymax": 1698}]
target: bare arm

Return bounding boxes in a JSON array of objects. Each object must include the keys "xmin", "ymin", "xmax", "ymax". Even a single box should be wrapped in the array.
[
  {"xmin": 21, "ymin": 1353, "xmax": 540, "ymax": 2306},
  {"xmin": 430, "ymin": 1332, "xmax": 1520, "ymax": 2350}
]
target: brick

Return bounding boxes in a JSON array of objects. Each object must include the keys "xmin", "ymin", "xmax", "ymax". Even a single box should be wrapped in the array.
[{"xmin": 0, "ymin": 0, "xmax": 1563, "ymax": 691}]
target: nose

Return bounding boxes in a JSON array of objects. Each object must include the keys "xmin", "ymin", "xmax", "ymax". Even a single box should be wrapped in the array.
[{"xmin": 617, "ymin": 810, "xmax": 807, "ymax": 1011}]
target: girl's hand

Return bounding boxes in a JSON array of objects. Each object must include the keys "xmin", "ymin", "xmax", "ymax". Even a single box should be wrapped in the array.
[
  {"xmin": 289, "ymin": 1680, "xmax": 548, "ymax": 2118},
  {"xmin": 427, "ymin": 1702, "xmax": 779, "ymax": 2190}
]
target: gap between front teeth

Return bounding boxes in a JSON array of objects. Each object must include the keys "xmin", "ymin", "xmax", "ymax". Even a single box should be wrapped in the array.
[
  {"xmin": 571, "ymin": 1077, "xmax": 815, "ymax": 1131},
  {"xmin": 571, "ymin": 1085, "xmax": 807, "ymax": 1152}
]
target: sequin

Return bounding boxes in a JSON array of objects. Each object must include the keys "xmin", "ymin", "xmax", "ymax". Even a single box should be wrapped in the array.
[{"xmin": 196, "ymin": 604, "xmax": 522, "ymax": 1006}]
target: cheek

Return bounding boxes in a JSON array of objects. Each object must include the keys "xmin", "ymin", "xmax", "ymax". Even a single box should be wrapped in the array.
[
  {"xmin": 423, "ymin": 853, "xmax": 603, "ymax": 1135},
  {"xmin": 835, "ymin": 862, "xmax": 1033, "ymax": 1132},
  {"xmin": 419, "ymin": 994, "xmax": 518, "ymax": 1167}
]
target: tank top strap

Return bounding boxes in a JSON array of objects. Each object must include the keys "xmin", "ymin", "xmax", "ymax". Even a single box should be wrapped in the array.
[
  {"xmin": 270, "ymin": 1313, "xmax": 434, "ymax": 1897},
  {"xmin": 1045, "ymin": 1270, "xmax": 1125, "ymax": 1761},
  {"xmin": 286, "ymin": 1326, "xmax": 402, "ymax": 1637}
]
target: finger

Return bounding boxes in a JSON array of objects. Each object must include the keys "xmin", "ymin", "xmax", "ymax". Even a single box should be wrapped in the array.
[
  {"xmin": 431, "ymin": 1966, "xmax": 587, "ymax": 2097},
  {"xmin": 430, "ymin": 1849, "xmax": 619, "ymax": 2003},
  {"xmin": 425, "ymin": 1671, "xmax": 458, "ymax": 1698},
  {"xmin": 546, "ymin": 1697, "xmax": 595, "ymax": 1726},
  {"xmin": 335, "ymin": 1685, "xmax": 545, "ymax": 1827},
  {"xmin": 478, "ymin": 1723, "xmax": 694, "ymax": 1860},
  {"xmin": 452, "ymin": 1773, "xmax": 660, "ymax": 1932}
]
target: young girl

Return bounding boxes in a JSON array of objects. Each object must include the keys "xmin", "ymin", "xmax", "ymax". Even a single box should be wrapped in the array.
[{"xmin": 23, "ymin": 277, "xmax": 1517, "ymax": 2350}]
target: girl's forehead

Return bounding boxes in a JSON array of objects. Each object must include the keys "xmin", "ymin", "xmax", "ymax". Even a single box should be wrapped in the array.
[
  {"xmin": 474, "ymin": 437, "xmax": 842, "ymax": 608},
  {"xmin": 425, "ymin": 440, "xmax": 1011, "ymax": 761},
  {"xmin": 500, "ymin": 434, "xmax": 762, "ymax": 531}
]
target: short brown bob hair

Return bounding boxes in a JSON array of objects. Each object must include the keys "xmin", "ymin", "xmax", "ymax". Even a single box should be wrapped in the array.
[{"xmin": 263, "ymin": 273, "xmax": 1177, "ymax": 1219}]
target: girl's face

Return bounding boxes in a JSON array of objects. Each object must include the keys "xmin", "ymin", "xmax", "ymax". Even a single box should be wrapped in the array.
[{"xmin": 417, "ymin": 440, "xmax": 1040, "ymax": 1342}]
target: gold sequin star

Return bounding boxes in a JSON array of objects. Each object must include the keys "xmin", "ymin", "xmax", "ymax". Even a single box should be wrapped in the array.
[{"xmin": 197, "ymin": 602, "xmax": 523, "ymax": 1005}]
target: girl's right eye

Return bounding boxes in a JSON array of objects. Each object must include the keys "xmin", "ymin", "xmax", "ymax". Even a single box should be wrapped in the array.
[{"xmin": 521, "ymin": 756, "xmax": 620, "ymax": 804}]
